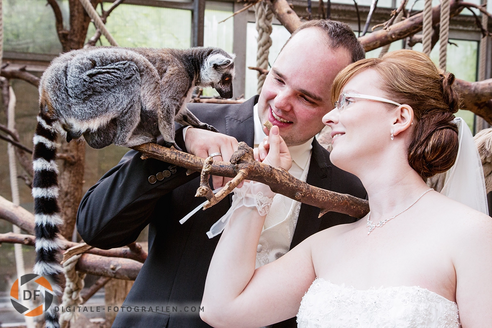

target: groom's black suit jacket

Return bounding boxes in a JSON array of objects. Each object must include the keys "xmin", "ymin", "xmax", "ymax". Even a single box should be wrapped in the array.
[{"xmin": 77, "ymin": 96, "xmax": 366, "ymax": 327}]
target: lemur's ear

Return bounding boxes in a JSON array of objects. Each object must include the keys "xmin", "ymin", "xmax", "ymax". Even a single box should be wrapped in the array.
[{"xmin": 208, "ymin": 53, "xmax": 235, "ymax": 69}]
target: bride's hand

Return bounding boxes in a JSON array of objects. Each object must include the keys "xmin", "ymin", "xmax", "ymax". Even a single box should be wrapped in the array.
[{"xmin": 254, "ymin": 125, "xmax": 292, "ymax": 171}]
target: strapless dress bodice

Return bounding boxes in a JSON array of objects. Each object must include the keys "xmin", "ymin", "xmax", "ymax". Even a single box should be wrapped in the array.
[{"xmin": 297, "ymin": 278, "xmax": 460, "ymax": 327}]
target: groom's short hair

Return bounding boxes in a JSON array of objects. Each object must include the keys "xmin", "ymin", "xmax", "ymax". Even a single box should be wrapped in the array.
[{"xmin": 284, "ymin": 20, "xmax": 365, "ymax": 64}]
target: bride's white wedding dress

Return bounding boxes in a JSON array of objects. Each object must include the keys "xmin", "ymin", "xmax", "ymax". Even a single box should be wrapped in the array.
[{"xmin": 297, "ymin": 278, "xmax": 460, "ymax": 327}]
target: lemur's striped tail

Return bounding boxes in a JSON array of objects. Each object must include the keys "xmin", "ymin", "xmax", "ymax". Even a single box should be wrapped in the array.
[{"xmin": 32, "ymin": 111, "xmax": 63, "ymax": 328}]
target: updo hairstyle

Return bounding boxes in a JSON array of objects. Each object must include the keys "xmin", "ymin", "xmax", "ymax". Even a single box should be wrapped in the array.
[{"xmin": 330, "ymin": 49, "xmax": 459, "ymax": 179}]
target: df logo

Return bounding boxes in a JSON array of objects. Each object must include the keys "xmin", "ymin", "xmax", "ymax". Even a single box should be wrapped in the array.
[{"xmin": 10, "ymin": 274, "xmax": 54, "ymax": 317}]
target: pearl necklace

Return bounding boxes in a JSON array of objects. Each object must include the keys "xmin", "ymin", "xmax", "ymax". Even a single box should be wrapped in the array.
[{"xmin": 366, "ymin": 188, "xmax": 433, "ymax": 235}]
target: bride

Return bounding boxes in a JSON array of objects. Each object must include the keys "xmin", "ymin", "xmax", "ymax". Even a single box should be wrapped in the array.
[{"xmin": 200, "ymin": 50, "xmax": 492, "ymax": 327}]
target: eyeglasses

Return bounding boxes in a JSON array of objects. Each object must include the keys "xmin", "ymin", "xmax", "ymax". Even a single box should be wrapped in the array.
[{"xmin": 334, "ymin": 92, "xmax": 402, "ymax": 112}]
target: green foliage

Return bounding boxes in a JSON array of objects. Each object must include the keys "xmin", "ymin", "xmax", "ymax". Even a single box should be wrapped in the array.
[
  {"xmin": 87, "ymin": 3, "xmax": 192, "ymax": 49},
  {"xmin": 4, "ymin": 0, "xmax": 68, "ymax": 54}
]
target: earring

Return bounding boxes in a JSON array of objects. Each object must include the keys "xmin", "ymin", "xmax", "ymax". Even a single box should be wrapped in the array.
[{"xmin": 390, "ymin": 128, "xmax": 394, "ymax": 141}]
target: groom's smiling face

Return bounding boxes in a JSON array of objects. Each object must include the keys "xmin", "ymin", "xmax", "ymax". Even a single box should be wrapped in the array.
[{"xmin": 257, "ymin": 27, "xmax": 352, "ymax": 146}]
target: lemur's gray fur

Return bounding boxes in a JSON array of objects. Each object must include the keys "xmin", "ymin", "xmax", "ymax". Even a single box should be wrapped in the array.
[
  {"xmin": 39, "ymin": 46, "xmax": 235, "ymax": 149},
  {"xmin": 32, "ymin": 46, "xmax": 234, "ymax": 328}
]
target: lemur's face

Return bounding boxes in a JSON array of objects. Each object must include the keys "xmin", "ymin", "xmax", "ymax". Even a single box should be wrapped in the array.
[
  {"xmin": 200, "ymin": 51, "xmax": 235, "ymax": 98},
  {"xmin": 215, "ymin": 70, "xmax": 234, "ymax": 98}
]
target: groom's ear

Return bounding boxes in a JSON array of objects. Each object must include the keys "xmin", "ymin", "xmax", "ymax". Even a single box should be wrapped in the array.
[{"xmin": 392, "ymin": 104, "xmax": 414, "ymax": 137}]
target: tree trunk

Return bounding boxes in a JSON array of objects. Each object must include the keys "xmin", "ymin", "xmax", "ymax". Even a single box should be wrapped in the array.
[
  {"xmin": 58, "ymin": 140, "xmax": 86, "ymax": 240},
  {"xmin": 104, "ymin": 279, "xmax": 134, "ymax": 325},
  {"xmin": 53, "ymin": 0, "xmax": 95, "ymax": 239}
]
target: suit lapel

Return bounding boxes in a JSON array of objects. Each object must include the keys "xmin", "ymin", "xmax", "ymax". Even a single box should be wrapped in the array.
[
  {"xmin": 224, "ymin": 95, "xmax": 257, "ymax": 148},
  {"xmin": 290, "ymin": 138, "xmax": 332, "ymax": 248}
]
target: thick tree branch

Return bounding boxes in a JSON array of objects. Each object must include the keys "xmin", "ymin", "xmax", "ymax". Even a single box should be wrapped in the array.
[
  {"xmin": 76, "ymin": 254, "xmax": 142, "ymax": 280},
  {"xmin": 0, "ymin": 232, "xmax": 148, "ymax": 263},
  {"xmin": 270, "ymin": 0, "xmax": 302, "ymax": 33},
  {"xmin": 0, "ymin": 231, "xmax": 143, "ymax": 279},
  {"xmin": 455, "ymin": 79, "xmax": 492, "ymax": 123},
  {"xmin": 0, "ymin": 196, "xmax": 35, "ymax": 234},
  {"xmin": 358, "ymin": 0, "xmax": 464, "ymax": 51},
  {"xmin": 133, "ymin": 142, "xmax": 370, "ymax": 219}
]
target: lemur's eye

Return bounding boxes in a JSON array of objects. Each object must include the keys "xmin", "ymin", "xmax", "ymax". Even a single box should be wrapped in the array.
[{"xmin": 223, "ymin": 77, "xmax": 230, "ymax": 82}]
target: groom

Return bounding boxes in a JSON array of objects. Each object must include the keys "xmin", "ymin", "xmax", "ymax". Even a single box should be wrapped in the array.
[{"xmin": 77, "ymin": 20, "xmax": 367, "ymax": 327}]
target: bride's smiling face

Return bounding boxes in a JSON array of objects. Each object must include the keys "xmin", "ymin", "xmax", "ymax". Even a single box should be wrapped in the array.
[{"xmin": 322, "ymin": 69, "xmax": 400, "ymax": 173}]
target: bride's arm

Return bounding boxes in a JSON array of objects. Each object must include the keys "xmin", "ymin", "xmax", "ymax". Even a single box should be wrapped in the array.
[
  {"xmin": 200, "ymin": 127, "xmax": 316, "ymax": 328},
  {"xmin": 453, "ymin": 210, "xmax": 492, "ymax": 327}
]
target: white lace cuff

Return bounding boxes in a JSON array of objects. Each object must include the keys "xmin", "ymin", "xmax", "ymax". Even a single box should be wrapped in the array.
[{"xmin": 206, "ymin": 181, "xmax": 275, "ymax": 239}]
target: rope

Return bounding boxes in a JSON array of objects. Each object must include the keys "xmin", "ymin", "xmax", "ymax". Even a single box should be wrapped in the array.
[
  {"xmin": 439, "ymin": 0, "xmax": 451, "ymax": 71},
  {"xmin": 0, "ymin": 0, "xmax": 2, "ymax": 69},
  {"xmin": 59, "ymin": 254, "xmax": 87, "ymax": 328},
  {"xmin": 478, "ymin": 1, "xmax": 488, "ymax": 81},
  {"xmin": 7, "ymin": 87, "xmax": 19, "ymax": 207},
  {"xmin": 255, "ymin": 0, "xmax": 273, "ymax": 94},
  {"xmin": 79, "ymin": 0, "xmax": 118, "ymax": 46},
  {"xmin": 422, "ymin": 0, "xmax": 433, "ymax": 56},
  {"xmin": 476, "ymin": 0, "xmax": 489, "ymax": 130},
  {"xmin": 8, "ymin": 86, "xmax": 35, "ymax": 328},
  {"xmin": 4, "ymin": 0, "xmax": 34, "ymax": 324},
  {"xmin": 379, "ymin": 9, "xmax": 404, "ymax": 58}
]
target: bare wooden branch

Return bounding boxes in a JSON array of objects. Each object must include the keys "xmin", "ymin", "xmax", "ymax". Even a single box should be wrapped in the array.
[
  {"xmin": 127, "ymin": 242, "xmax": 148, "ymax": 262},
  {"xmin": 205, "ymin": 169, "xmax": 248, "ymax": 209},
  {"xmin": 81, "ymin": 276, "xmax": 112, "ymax": 304},
  {"xmin": 454, "ymin": 79, "xmax": 492, "ymax": 123},
  {"xmin": 47, "ymin": 0, "xmax": 68, "ymax": 43},
  {"xmin": 86, "ymin": 0, "xmax": 126, "ymax": 47},
  {"xmin": 460, "ymin": 2, "xmax": 492, "ymax": 20},
  {"xmin": 0, "ymin": 134, "xmax": 33, "ymax": 154},
  {"xmin": 270, "ymin": 0, "xmax": 302, "ymax": 33},
  {"xmin": 56, "ymin": 153, "xmax": 78, "ymax": 164},
  {"xmin": 219, "ymin": 1, "xmax": 257, "ymax": 24},
  {"xmin": 362, "ymin": 0, "xmax": 379, "ymax": 36},
  {"xmin": 0, "ymin": 232, "xmax": 34, "ymax": 245},
  {"xmin": 0, "ymin": 120, "xmax": 18, "ymax": 141},
  {"xmin": 101, "ymin": 0, "xmax": 126, "ymax": 19},
  {"xmin": 463, "ymin": 6, "xmax": 491, "ymax": 37},
  {"xmin": 0, "ymin": 235, "xmax": 142, "ymax": 281},
  {"xmin": 132, "ymin": 142, "xmax": 370, "ymax": 219},
  {"xmin": 382, "ymin": 0, "xmax": 408, "ymax": 30},
  {"xmin": 196, "ymin": 157, "xmax": 216, "ymax": 200},
  {"xmin": 354, "ymin": 0, "xmax": 362, "ymax": 37},
  {"xmin": 358, "ymin": 0, "xmax": 466, "ymax": 51},
  {"xmin": 86, "ymin": 29, "xmax": 103, "ymax": 47},
  {"xmin": 190, "ymin": 97, "xmax": 245, "ymax": 104},
  {"xmin": 318, "ymin": 0, "xmax": 326, "ymax": 19},
  {"xmin": 0, "ymin": 79, "xmax": 34, "ymax": 178},
  {"xmin": 248, "ymin": 66, "xmax": 270, "ymax": 75},
  {"xmin": 76, "ymin": 254, "xmax": 142, "ymax": 280},
  {"xmin": 0, "ymin": 232, "xmax": 148, "ymax": 263},
  {"xmin": 0, "ymin": 67, "xmax": 40, "ymax": 87},
  {"xmin": 0, "ymin": 196, "xmax": 35, "ymax": 234}
]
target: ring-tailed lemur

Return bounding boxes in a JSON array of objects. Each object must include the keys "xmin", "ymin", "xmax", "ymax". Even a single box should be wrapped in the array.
[{"xmin": 32, "ymin": 46, "xmax": 234, "ymax": 327}]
